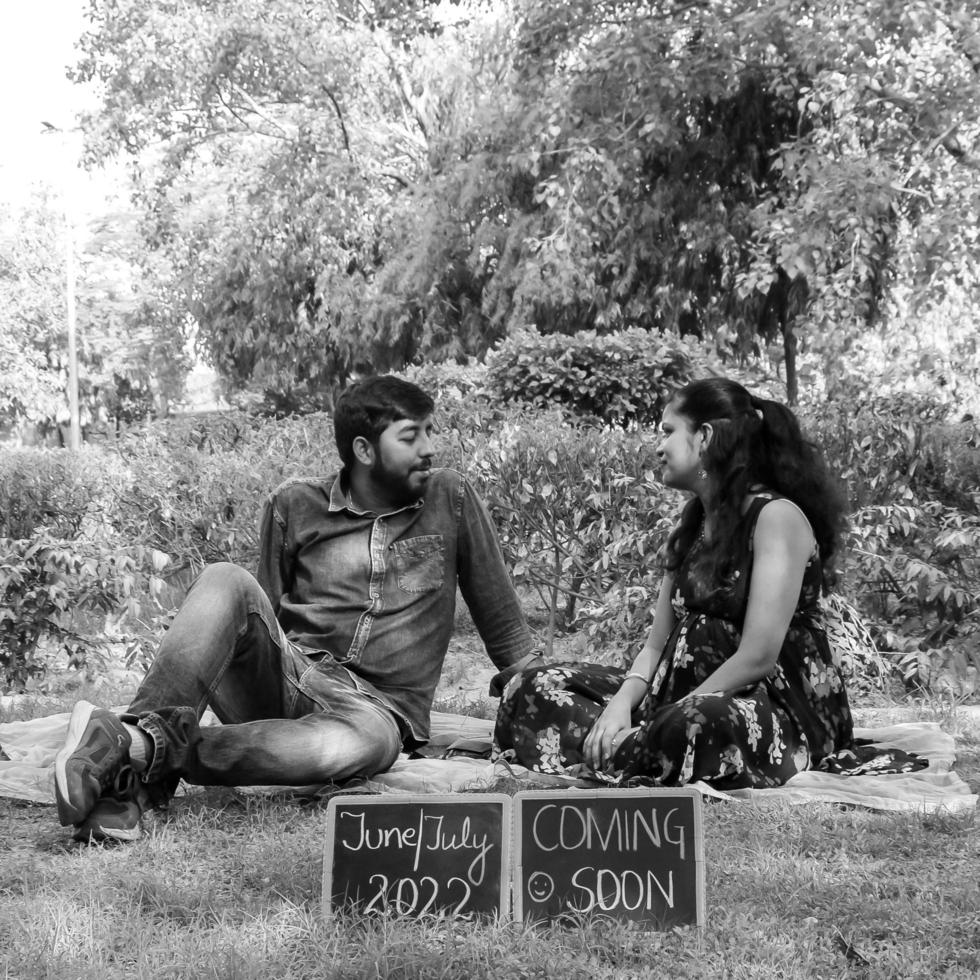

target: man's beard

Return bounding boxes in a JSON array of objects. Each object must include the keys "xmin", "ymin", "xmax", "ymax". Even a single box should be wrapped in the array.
[{"xmin": 369, "ymin": 455, "xmax": 431, "ymax": 505}]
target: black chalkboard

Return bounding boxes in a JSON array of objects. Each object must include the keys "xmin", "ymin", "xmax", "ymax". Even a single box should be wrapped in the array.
[
  {"xmin": 513, "ymin": 788, "xmax": 704, "ymax": 928},
  {"xmin": 323, "ymin": 793, "xmax": 512, "ymax": 919}
]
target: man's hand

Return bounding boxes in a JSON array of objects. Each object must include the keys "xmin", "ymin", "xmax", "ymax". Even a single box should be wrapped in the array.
[{"xmin": 488, "ymin": 653, "xmax": 546, "ymax": 698}]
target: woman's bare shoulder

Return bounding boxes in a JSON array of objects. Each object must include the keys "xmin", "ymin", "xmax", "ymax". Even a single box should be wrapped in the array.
[{"xmin": 753, "ymin": 496, "xmax": 816, "ymax": 550}]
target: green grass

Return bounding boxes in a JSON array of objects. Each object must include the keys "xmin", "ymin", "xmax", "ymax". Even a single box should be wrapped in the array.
[
  {"xmin": 2, "ymin": 652, "xmax": 979, "ymax": 978},
  {"xmin": 2, "ymin": 779, "xmax": 978, "ymax": 978}
]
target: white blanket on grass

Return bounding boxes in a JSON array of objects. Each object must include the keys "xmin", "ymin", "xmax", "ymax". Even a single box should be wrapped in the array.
[{"xmin": 1, "ymin": 709, "xmax": 975, "ymax": 815}]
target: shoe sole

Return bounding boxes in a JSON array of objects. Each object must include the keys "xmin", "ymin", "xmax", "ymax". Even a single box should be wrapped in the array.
[
  {"xmin": 54, "ymin": 701, "xmax": 98, "ymax": 826},
  {"xmin": 73, "ymin": 823, "xmax": 141, "ymax": 844}
]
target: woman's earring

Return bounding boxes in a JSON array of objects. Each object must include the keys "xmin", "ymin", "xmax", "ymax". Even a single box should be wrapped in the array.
[{"xmin": 698, "ymin": 468, "xmax": 708, "ymax": 481}]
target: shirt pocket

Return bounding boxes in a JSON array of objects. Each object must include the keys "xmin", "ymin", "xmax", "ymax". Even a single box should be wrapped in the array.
[{"xmin": 392, "ymin": 534, "xmax": 445, "ymax": 593}]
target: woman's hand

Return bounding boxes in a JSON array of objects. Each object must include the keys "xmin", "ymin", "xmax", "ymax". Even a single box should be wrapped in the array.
[
  {"xmin": 582, "ymin": 573, "xmax": 675, "ymax": 771},
  {"xmin": 583, "ymin": 695, "xmax": 634, "ymax": 771}
]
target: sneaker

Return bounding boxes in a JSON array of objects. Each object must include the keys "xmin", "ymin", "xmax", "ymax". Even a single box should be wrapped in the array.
[
  {"xmin": 73, "ymin": 796, "xmax": 142, "ymax": 843},
  {"xmin": 72, "ymin": 765, "xmax": 148, "ymax": 843},
  {"xmin": 54, "ymin": 700, "xmax": 132, "ymax": 826}
]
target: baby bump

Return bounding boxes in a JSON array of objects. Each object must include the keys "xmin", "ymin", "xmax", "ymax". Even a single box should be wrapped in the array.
[{"xmin": 658, "ymin": 613, "xmax": 742, "ymax": 701}]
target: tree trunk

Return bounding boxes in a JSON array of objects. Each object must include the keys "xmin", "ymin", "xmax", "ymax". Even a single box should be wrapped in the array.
[{"xmin": 783, "ymin": 320, "xmax": 798, "ymax": 405}]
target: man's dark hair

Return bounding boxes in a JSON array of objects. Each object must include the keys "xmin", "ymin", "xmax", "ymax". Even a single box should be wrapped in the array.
[{"xmin": 333, "ymin": 376, "xmax": 435, "ymax": 471}]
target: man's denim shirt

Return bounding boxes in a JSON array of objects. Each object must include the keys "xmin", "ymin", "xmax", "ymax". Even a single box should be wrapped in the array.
[{"xmin": 257, "ymin": 468, "xmax": 532, "ymax": 748}]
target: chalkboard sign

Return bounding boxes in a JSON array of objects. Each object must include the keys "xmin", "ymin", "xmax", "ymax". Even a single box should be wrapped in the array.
[
  {"xmin": 323, "ymin": 793, "xmax": 512, "ymax": 919},
  {"xmin": 513, "ymin": 788, "xmax": 704, "ymax": 929}
]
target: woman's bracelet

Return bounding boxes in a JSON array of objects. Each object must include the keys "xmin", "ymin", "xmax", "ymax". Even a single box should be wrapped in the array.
[{"xmin": 622, "ymin": 671, "xmax": 651, "ymax": 685}]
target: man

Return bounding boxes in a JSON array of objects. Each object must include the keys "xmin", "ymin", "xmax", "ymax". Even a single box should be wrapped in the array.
[{"xmin": 54, "ymin": 375, "xmax": 538, "ymax": 841}]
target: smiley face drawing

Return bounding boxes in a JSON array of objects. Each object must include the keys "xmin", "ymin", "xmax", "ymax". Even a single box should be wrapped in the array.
[{"xmin": 526, "ymin": 871, "xmax": 555, "ymax": 904}]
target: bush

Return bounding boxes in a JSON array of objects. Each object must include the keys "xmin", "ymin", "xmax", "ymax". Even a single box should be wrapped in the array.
[
  {"xmin": 801, "ymin": 388, "xmax": 980, "ymax": 511},
  {"xmin": 399, "ymin": 361, "xmax": 489, "ymax": 404},
  {"xmin": 448, "ymin": 401, "xmax": 681, "ymax": 659},
  {"xmin": 0, "ymin": 448, "xmax": 121, "ymax": 539},
  {"xmin": 800, "ymin": 388, "xmax": 980, "ymax": 656},
  {"xmin": 112, "ymin": 412, "xmax": 341, "ymax": 574},
  {"xmin": 820, "ymin": 593, "xmax": 893, "ymax": 697},
  {"xmin": 125, "ymin": 410, "xmax": 257, "ymax": 454},
  {"xmin": 0, "ymin": 534, "xmax": 145, "ymax": 690},
  {"xmin": 844, "ymin": 501, "xmax": 980, "ymax": 647},
  {"xmin": 0, "ymin": 413, "xmax": 345, "ymax": 689},
  {"xmin": 485, "ymin": 327, "xmax": 695, "ymax": 427},
  {"xmin": 4, "ymin": 382, "xmax": 972, "ymax": 695}
]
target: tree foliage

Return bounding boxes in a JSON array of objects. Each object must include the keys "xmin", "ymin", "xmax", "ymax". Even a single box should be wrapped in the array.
[
  {"xmin": 396, "ymin": 0, "xmax": 980, "ymax": 402},
  {"xmin": 74, "ymin": 0, "xmax": 980, "ymax": 406},
  {"xmin": 0, "ymin": 193, "xmax": 189, "ymax": 436},
  {"xmin": 73, "ymin": 0, "xmax": 513, "ymax": 408},
  {"xmin": 0, "ymin": 196, "xmax": 71, "ymax": 429}
]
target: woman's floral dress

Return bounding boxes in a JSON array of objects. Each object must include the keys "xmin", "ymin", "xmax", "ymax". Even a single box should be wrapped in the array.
[{"xmin": 494, "ymin": 495, "xmax": 924, "ymax": 788}]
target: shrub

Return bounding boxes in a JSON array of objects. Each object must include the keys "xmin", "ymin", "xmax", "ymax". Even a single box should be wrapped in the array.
[
  {"xmin": 820, "ymin": 593, "xmax": 892, "ymax": 696},
  {"xmin": 0, "ymin": 534, "xmax": 145, "ymax": 690},
  {"xmin": 127, "ymin": 410, "xmax": 257, "ymax": 454},
  {"xmin": 111, "ymin": 446, "xmax": 269, "ymax": 574},
  {"xmin": 485, "ymin": 327, "xmax": 695, "ymax": 427},
  {"xmin": 398, "ymin": 360, "xmax": 489, "ymax": 403},
  {"xmin": 800, "ymin": 388, "xmax": 980, "ymax": 657},
  {"xmin": 451, "ymin": 403, "xmax": 681, "ymax": 659},
  {"xmin": 0, "ymin": 448, "xmax": 121, "ymax": 539},
  {"xmin": 4, "ymin": 384, "xmax": 971, "ymax": 695},
  {"xmin": 843, "ymin": 501, "xmax": 980, "ymax": 647},
  {"xmin": 112, "ymin": 412, "xmax": 341, "ymax": 574},
  {"xmin": 801, "ymin": 388, "xmax": 980, "ymax": 511},
  {"xmin": 0, "ymin": 413, "xmax": 345, "ymax": 689}
]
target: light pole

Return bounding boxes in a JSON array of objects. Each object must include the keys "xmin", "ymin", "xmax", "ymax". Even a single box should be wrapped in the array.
[
  {"xmin": 41, "ymin": 120, "xmax": 81, "ymax": 450},
  {"xmin": 63, "ymin": 187, "xmax": 80, "ymax": 451}
]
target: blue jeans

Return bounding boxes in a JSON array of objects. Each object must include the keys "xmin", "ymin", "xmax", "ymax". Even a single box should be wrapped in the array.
[{"xmin": 128, "ymin": 563, "xmax": 402, "ymax": 794}]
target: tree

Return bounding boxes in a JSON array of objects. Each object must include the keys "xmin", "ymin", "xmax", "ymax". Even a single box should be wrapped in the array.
[
  {"xmin": 73, "ymin": 0, "xmax": 980, "ymax": 405},
  {"xmin": 81, "ymin": 207, "xmax": 191, "ymax": 422},
  {"xmin": 0, "ymin": 192, "xmax": 189, "ymax": 438},
  {"xmin": 368, "ymin": 0, "xmax": 980, "ymax": 402},
  {"xmin": 0, "ymin": 195, "xmax": 77, "ymax": 434},
  {"xmin": 72, "ymin": 0, "xmax": 517, "ymax": 409}
]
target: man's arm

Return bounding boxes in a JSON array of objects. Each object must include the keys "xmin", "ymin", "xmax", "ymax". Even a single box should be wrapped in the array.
[
  {"xmin": 256, "ymin": 491, "xmax": 290, "ymax": 613},
  {"xmin": 455, "ymin": 477, "xmax": 542, "ymax": 693}
]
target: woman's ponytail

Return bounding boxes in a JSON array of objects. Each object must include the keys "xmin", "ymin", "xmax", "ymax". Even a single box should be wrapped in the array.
[{"xmin": 665, "ymin": 378, "xmax": 848, "ymax": 590}]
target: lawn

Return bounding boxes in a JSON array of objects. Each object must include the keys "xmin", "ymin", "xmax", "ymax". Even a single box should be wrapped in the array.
[{"xmin": 1, "ymin": 633, "xmax": 978, "ymax": 979}]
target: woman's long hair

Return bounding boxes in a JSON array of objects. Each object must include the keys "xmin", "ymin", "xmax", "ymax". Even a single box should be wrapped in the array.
[{"xmin": 663, "ymin": 378, "xmax": 847, "ymax": 590}]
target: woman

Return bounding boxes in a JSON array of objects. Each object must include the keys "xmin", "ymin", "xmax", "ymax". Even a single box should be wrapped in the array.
[{"xmin": 494, "ymin": 378, "xmax": 921, "ymax": 788}]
